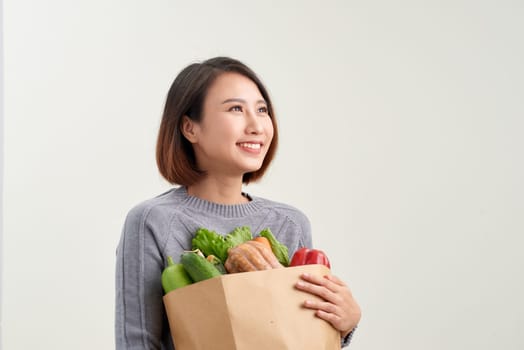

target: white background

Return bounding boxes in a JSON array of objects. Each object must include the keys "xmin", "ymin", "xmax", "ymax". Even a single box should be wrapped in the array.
[{"xmin": 2, "ymin": 1, "xmax": 524, "ymax": 349}]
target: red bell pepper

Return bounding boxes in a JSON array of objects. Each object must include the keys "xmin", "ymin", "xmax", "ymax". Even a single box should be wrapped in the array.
[{"xmin": 289, "ymin": 247, "xmax": 331, "ymax": 268}]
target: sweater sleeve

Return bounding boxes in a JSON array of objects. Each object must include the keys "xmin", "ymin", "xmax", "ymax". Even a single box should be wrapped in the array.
[
  {"xmin": 341, "ymin": 326, "xmax": 357, "ymax": 348},
  {"xmin": 115, "ymin": 204, "xmax": 174, "ymax": 350},
  {"xmin": 299, "ymin": 214, "xmax": 313, "ymax": 249}
]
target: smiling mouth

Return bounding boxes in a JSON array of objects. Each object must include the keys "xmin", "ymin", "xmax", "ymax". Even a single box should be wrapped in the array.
[{"xmin": 237, "ymin": 142, "xmax": 262, "ymax": 150}]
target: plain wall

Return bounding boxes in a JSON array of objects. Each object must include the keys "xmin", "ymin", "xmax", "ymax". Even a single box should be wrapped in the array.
[
  {"xmin": 2, "ymin": 1, "xmax": 523, "ymax": 349},
  {"xmin": 0, "ymin": 0, "xmax": 4, "ymax": 348}
]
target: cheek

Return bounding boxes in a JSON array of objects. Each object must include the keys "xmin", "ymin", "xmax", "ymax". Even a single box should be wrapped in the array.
[
  {"xmin": 203, "ymin": 119, "xmax": 233, "ymax": 139},
  {"xmin": 265, "ymin": 119, "xmax": 275, "ymax": 140}
]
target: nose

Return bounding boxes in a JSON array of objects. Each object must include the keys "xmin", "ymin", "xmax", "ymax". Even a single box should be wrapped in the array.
[{"xmin": 245, "ymin": 110, "xmax": 263, "ymax": 135}]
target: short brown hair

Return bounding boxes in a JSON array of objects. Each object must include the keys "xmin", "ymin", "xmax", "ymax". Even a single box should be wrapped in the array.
[{"xmin": 156, "ymin": 57, "xmax": 279, "ymax": 186}]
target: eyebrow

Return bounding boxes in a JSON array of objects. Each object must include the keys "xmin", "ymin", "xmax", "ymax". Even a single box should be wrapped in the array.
[{"xmin": 221, "ymin": 98, "xmax": 267, "ymax": 105}]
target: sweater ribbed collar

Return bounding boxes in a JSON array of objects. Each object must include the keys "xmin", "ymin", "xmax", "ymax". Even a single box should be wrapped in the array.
[{"xmin": 173, "ymin": 186, "xmax": 263, "ymax": 218}]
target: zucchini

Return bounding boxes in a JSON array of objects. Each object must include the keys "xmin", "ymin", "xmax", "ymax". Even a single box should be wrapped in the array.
[
  {"xmin": 161, "ymin": 256, "xmax": 193, "ymax": 294},
  {"xmin": 181, "ymin": 250, "xmax": 222, "ymax": 282}
]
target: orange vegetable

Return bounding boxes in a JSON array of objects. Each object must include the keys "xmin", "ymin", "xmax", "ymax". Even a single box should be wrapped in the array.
[{"xmin": 252, "ymin": 236, "xmax": 271, "ymax": 250}]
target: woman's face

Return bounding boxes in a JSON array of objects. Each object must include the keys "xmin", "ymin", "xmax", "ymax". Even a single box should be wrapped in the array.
[{"xmin": 184, "ymin": 72, "xmax": 274, "ymax": 179}]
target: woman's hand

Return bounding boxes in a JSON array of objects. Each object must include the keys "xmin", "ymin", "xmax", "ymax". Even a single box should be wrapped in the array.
[
  {"xmin": 295, "ymin": 272, "xmax": 361, "ymax": 338},
  {"xmin": 225, "ymin": 241, "xmax": 282, "ymax": 273}
]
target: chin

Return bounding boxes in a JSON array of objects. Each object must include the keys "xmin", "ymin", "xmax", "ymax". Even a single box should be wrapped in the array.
[
  {"xmin": 234, "ymin": 157, "xmax": 265, "ymax": 175},
  {"xmin": 241, "ymin": 163, "xmax": 263, "ymax": 174}
]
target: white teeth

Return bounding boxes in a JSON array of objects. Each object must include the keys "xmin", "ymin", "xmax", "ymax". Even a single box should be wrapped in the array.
[{"xmin": 239, "ymin": 143, "xmax": 261, "ymax": 149}]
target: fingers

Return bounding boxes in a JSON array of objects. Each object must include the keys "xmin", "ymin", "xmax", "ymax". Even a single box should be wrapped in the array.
[
  {"xmin": 300, "ymin": 291, "xmax": 346, "ymax": 331},
  {"xmin": 303, "ymin": 299, "xmax": 339, "ymax": 315},
  {"xmin": 298, "ymin": 273, "xmax": 345, "ymax": 294},
  {"xmin": 238, "ymin": 243, "xmax": 273, "ymax": 270},
  {"xmin": 303, "ymin": 300, "xmax": 341, "ymax": 324},
  {"xmin": 225, "ymin": 241, "xmax": 281, "ymax": 272},
  {"xmin": 303, "ymin": 301, "xmax": 343, "ymax": 325},
  {"xmin": 224, "ymin": 250, "xmax": 258, "ymax": 272},
  {"xmin": 295, "ymin": 273, "xmax": 361, "ymax": 335},
  {"xmin": 296, "ymin": 277, "xmax": 343, "ymax": 305},
  {"xmin": 324, "ymin": 274, "xmax": 346, "ymax": 286},
  {"xmin": 246, "ymin": 241, "xmax": 282, "ymax": 268}
]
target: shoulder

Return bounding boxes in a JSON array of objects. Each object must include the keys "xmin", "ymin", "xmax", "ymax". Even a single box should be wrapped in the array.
[{"xmin": 123, "ymin": 187, "xmax": 183, "ymax": 229}]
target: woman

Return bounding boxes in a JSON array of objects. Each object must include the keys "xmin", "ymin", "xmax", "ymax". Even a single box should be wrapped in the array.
[{"xmin": 115, "ymin": 57, "xmax": 361, "ymax": 349}]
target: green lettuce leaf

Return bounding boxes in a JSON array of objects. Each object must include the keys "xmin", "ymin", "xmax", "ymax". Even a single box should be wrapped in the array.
[
  {"xmin": 259, "ymin": 228, "xmax": 290, "ymax": 266},
  {"xmin": 191, "ymin": 228, "xmax": 228, "ymax": 262},
  {"xmin": 191, "ymin": 226, "xmax": 253, "ymax": 262},
  {"xmin": 224, "ymin": 226, "xmax": 252, "ymax": 248}
]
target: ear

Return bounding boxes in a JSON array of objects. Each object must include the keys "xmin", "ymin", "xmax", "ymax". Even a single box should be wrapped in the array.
[{"xmin": 181, "ymin": 116, "xmax": 199, "ymax": 143}]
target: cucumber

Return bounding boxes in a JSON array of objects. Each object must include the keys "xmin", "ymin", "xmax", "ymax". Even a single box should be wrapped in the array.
[
  {"xmin": 181, "ymin": 250, "xmax": 222, "ymax": 282},
  {"xmin": 161, "ymin": 256, "xmax": 193, "ymax": 294}
]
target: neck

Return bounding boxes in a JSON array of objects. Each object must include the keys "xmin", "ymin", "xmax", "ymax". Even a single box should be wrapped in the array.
[{"xmin": 187, "ymin": 176, "xmax": 248, "ymax": 205}]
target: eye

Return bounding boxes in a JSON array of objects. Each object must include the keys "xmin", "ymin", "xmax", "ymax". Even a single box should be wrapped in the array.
[
  {"xmin": 229, "ymin": 105, "xmax": 243, "ymax": 112},
  {"xmin": 257, "ymin": 106, "xmax": 268, "ymax": 114}
]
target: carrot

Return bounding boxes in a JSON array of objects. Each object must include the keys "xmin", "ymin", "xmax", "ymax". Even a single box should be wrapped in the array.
[{"xmin": 252, "ymin": 236, "xmax": 271, "ymax": 250}]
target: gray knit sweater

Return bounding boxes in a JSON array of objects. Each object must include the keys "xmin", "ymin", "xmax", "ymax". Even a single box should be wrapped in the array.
[{"xmin": 115, "ymin": 186, "xmax": 352, "ymax": 349}]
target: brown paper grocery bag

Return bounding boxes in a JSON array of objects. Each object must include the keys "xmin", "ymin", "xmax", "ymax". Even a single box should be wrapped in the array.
[{"xmin": 163, "ymin": 264, "xmax": 341, "ymax": 350}]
